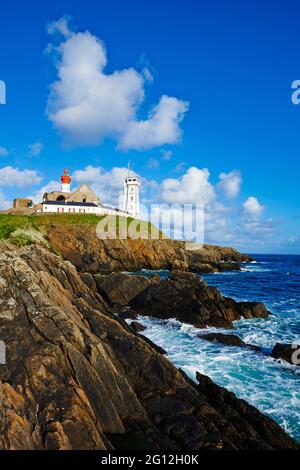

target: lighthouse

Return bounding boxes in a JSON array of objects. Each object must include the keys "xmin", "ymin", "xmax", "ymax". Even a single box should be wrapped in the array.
[
  {"xmin": 41, "ymin": 166, "xmax": 140, "ymax": 219},
  {"xmin": 61, "ymin": 169, "xmax": 71, "ymax": 193},
  {"xmin": 123, "ymin": 165, "xmax": 140, "ymax": 219}
]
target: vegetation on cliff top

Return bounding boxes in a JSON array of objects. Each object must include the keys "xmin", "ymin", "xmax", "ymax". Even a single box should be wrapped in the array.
[
  {"xmin": 0, "ymin": 214, "xmax": 251, "ymax": 274},
  {"xmin": 0, "ymin": 213, "xmax": 164, "ymax": 246}
]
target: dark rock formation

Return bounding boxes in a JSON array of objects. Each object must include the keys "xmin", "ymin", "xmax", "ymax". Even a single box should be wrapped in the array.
[
  {"xmin": 199, "ymin": 332, "xmax": 245, "ymax": 346},
  {"xmin": 195, "ymin": 372, "xmax": 296, "ymax": 450},
  {"xmin": 130, "ymin": 321, "xmax": 147, "ymax": 333},
  {"xmin": 46, "ymin": 224, "xmax": 252, "ymax": 274},
  {"xmin": 0, "ymin": 245, "xmax": 296, "ymax": 450},
  {"xmin": 117, "ymin": 308, "xmax": 138, "ymax": 320},
  {"xmin": 130, "ymin": 271, "xmax": 269, "ymax": 329},
  {"xmin": 80, "ymin": 272, "xmax": 98, "ymax": 293},
  {"xmin": 94, "ymin": 272, "xmax": 151, "ymax": 307},
  {"xmin": 271, "ymin": 343, "xmax": 300, "ymax": 366},
  {"xmin": 198, "ymin": 332, "xmax": 261, "ymax": 351}
]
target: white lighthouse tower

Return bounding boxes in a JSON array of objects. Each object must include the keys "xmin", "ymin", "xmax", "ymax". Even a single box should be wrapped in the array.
[{"xmin": 123, "ymin": 163, "xmax": 140, "ymax": 219}]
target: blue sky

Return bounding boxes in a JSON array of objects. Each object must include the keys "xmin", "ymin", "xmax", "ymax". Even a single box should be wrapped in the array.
[{"xmin": 0, "ymin": 0, "xmax": 299, "ymax": 253}]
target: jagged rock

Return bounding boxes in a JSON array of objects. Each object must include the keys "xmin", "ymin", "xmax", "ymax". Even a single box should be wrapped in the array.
[
  {"xmin": 198, "ymin": 332, "xmax": 245, "ymax": 346},
  {"xmin": 195, "ymin": 372, "xmax": 297, "ymax": 450},
  {"xmin": 0, "ymin": 245, "xmax": 296, "ymax": 450},
  {"xmin": 130, "ymin": 321, "xmax": 147, "ymax": 333},
  {"xmin": 198, "ymin": 332, "xmax": 261, "ymax": 351},
  {"xmin": 130, "ymin": 271, "xmax": 269, "ymax": 329},
  {"xmin": 117, "ymin": 308, "xmax": 138, "ymax": 320},
  {"xmin": 80, "ymin": 272, "xmax": 98, "ymax": 292},
  {"xmin": 190, "ymin": 263, "xmax": 217, "ymax": 273},
  {"xmin": 218, "ymin": 262, "xmax": 241, "ymax": 271},
  {"xmin": 94, "ymin": 272, "xmax": 150, "ymax": 307},
  {"xmin": 46, "ymin": 224, "xmax": 252, "ymax": 274},
  {"xmin": 271, "ymin": 343, "xmax": 300, "ymax": 366},
  {"xmin": 189, "ymin": 261, "xmax": 241, "ymax": 273},
  {"xmin": 237, "ymin": 302, "xmax": 269, "ymax": 320}
]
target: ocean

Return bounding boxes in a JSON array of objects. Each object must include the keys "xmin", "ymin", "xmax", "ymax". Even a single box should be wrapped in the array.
[{"xmin": 132, "ymin": 255, "xmax": 300, "ymax": 441}]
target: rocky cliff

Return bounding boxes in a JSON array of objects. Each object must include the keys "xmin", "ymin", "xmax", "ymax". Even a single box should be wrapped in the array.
[
  {"xmin": 0, "ymin": 245, "xmax": 297, "ymax": 450},
  {"xmin": 46, "ymin": 223, "xmax": 252, "ymax": 273},
  {"xmin": 93, "ymin": 271, "xmax": 269, "ymax": 329}
]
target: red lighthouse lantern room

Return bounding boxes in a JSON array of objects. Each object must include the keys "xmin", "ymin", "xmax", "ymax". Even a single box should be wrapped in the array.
[{"xmin": 61, "ymin": 169, "xmax": 71, "ymax": 193}]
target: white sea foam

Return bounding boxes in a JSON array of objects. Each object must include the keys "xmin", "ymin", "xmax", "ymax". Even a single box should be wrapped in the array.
[
  {"xmin": 138, "ymin": 314, "xmax": 300, "ymax": 442},
  {"xmin": 127, "ymin": 255, "xmax": 300, "ymax": 441}
]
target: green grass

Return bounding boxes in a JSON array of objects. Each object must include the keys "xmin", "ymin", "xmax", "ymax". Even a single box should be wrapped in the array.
[
  {"xmin": 0, "ymin": 215, "xmax": 33, "ymax": 240},
  {"xmin": 0, "ymin": 213, "xmax": 165, "ymax": 244},
  {"xmin": 32, "ymin": 213, "xmax": 107, "ymax": 226},
  {"xmin": 9, "ymin": 233, "xmax": 35, "ymax": 247}
]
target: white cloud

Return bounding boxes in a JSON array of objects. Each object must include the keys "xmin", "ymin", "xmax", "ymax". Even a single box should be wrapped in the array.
[
  {"xmin": 47, "ymin": 15, "xmax": 73, "ymax": 38},
  {"xmin": 243, "ymin": 196, "xmax": 264, "ymax": 219},
  {"xmin": 72, "ymin": 166, "xmax": 102, "ymax": 183},
  {"xmin": 241, "ymin": 219, "xmax": 273, "ymax": 234},
  {"xmin": 118, "ymin": 96, "xmax": 189, "ymax": 150},
  {"xmin": 218, "ymin": 170, "xmax": 242, "ymax": 198},
  {"xmin": 236, "ymin": 218, "xmax": 275, "ymax": 248},
  {"xmin": 146, "ymin": 169, "xmax": 230, "ymax": 242},
  {"xmin": 28, "ymin": 142, "xmax": 44, "ymax": 157},
  {"xmin": 151, "ymin": 167, "xmax": 272, "ymax": 247},
  {"xmin": 0, "ymin": 167, "xmax": 42, "ymax": 187},
  {"xmin": 72, "ymin": 165, "xmax": 129, "ymax": 206},
  {"xmin": 0, "ymin": 147, "xmax": 9, "ymax": 158},
  {"xmin": 46, "ymin": 17, "xmax": 189, "ymax": 150},
  {"xmin": 0, "ymin": 191, "xmax": 10, "ymax": 210},
  {"xmin": 159, "ymin": 167, "xmax": 216, "ymax": 205}
]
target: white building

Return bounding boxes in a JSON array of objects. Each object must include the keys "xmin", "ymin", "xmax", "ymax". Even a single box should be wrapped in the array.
[{"xmin": 41, "ymin": 168, "xmax": 140, "ymax": 218}]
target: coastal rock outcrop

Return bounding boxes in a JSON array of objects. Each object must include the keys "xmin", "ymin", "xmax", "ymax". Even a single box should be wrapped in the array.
[
  {"xmin": 130, "ymin": 321, "xmax": 147, "ymax": 333},
  {"xmin": 195, "ymin": 372, "xmax": 296, "ymax": 449},
  {"xmin": 94, "ymin": 272, "xmax": 151, "ymax": 307},
  {"xmin": 129, "ymin": 271, "xmax": 269, "ymax": 329},
  {"xmin": 0, "ymin": 245, "xmax": 296, "ymax": 450},
  {"xmin": 271, "ymin": 343, "xmax": 300, "ymax": 366},
  {"xmin": 197, "ymin": 332, "xmax": 261, "ymax": 351},
  {"xmin": 46, "ymin": 223, "xmax": 252, "ymax": 274}
]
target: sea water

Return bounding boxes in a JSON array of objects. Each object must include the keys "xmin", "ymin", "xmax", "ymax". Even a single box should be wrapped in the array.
[{"xmin": 131, "ymin": 255, "xmax": 300, "ymax": 441}]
